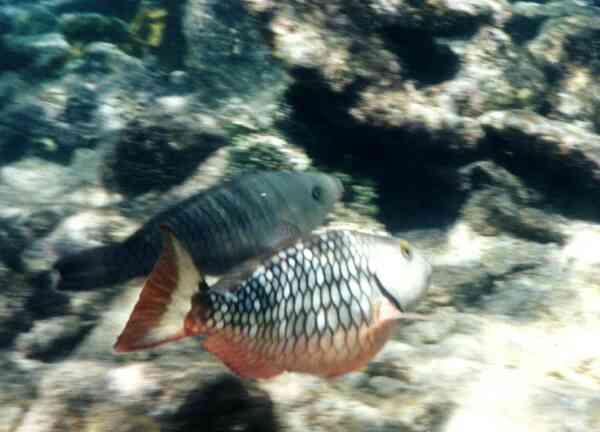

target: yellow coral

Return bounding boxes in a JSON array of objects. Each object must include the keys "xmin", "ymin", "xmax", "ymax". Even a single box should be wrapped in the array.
[
  {"xmin": 129, "ymin": 7, "xmax": 168, "ymax": 48},
  {"xmin": 147, "ymin": 21, "xmax": 165, "ymax": 47}
]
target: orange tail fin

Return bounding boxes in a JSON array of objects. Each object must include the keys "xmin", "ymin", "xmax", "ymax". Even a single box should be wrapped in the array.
[{"xmin": 114, "ymin": 225, "xmax": 204, "ymax": 352}]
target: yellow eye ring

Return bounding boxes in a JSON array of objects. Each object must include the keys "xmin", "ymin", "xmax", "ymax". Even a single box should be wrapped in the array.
[{"xmin": 399, "ymin": 240, "xmax": 412, "ymax": 260}]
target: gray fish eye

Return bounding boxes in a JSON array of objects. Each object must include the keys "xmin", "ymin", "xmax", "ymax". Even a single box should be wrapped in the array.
[{"xmin": 312, "ymin": 186, "xmax": 322, "ymax": 201}]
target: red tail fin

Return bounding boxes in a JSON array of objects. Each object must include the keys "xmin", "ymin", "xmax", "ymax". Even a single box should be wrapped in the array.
[{"xmin": 114, "ymin": 225, "xmax": 203, "ymax": 352}]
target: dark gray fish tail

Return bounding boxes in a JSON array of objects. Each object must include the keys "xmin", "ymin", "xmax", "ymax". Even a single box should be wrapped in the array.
[{"xmin": 53, "ymin": 236, "xmax": 159, "ymax": 291}]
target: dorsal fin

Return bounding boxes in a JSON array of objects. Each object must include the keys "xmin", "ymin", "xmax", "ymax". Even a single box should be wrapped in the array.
[{"xmin": 114, "ymin": 225, "xmax": 206, "ymax": 352}]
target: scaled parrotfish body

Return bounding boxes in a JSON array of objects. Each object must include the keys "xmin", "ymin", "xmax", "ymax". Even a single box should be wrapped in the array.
[
  {"xmin": 53, "ymin": 171, "xmax": 343, "ymax": 291},
  {"xmin": 115, "ymin": 226, "xmax": 432, "ymax": 379}
]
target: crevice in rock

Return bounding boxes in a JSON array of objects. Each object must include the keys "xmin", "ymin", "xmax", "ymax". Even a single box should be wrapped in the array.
[
  {"xmin": 158, "ymin": 0, "xmax": 187, "ymax": 70},
  {"xmin": 25, "ymin": 271, "xmax": 71, "ymax": 320},
  {"xmin": 565, "ymin": 27, "xmax": 600, "ymax": 77},
  {"xmin": 481, "ymin": 131, "xmax": 600, "ymax": 222},
  {"xmin": 22, "ymin": 320, "xmax": 95, "ymax": 363},
  {"xmin": 458, "ymin": 161, "xmax": 568, "ymax": 244},
  {"xmin": 535, "ymin": 64, "xmax": 565, "ymax": 117},
  {"xmin": 282, "ymin": 69, "xmax": 474, "ymax": 232},
  {"xmin": 455, "ymin": 262, "xmax": 539, "ymax": 310},
  {"xmin": 505, "ymin": 16, "xmax": 546, "ymax": 45},
  {"xmin": 379, "ymin": 27, "xmax": 461, "ymax": 86}
]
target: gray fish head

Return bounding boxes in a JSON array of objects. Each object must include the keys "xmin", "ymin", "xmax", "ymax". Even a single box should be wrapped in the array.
[
  {"xmin": 289, "ymin": 171, "xmax": 344, "ymax": 225},
  {"xmin": 370, "ymin": 237, "xmax": 432, "ymax": 312}
]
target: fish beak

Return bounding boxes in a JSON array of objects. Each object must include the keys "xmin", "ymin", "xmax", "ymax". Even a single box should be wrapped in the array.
[{"xmin": 334, "ymin": 177, "xmax": 345, "ymax": 201}]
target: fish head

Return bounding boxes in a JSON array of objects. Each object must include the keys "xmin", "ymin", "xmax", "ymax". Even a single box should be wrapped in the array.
[
  {"xmin": 370, "ymin": 237, "xmax": 432, "ymax": 312},
  {"xmin": 291, "ymin": 171, "xmax": 344, "ymax": 225}
]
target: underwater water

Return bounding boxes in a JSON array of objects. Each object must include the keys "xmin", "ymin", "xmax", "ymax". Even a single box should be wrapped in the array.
[{"xmin": 1, "ymin": 0, "xmax": 600, "ymax": 431}]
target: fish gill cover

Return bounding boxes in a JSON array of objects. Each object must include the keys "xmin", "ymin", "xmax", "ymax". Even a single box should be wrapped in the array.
[{"xmin": 0, "ymin": 0, "xmax": 599, "ymax": 431}]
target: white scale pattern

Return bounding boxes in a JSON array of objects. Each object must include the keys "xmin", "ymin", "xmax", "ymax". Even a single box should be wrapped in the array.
[{"xmin": 206, "ymin": 231, "xmax": 383, "ymax": 355}]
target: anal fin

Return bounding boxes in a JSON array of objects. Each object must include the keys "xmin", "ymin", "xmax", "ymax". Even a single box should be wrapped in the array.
[{"xmin": 203, "ymin": 335, "xmax": 284, "ymax": 380}]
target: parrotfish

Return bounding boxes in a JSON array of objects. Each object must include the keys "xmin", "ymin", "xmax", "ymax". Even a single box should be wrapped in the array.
[
  {"xmin": 53, "ymin": 171, "xmax": 343, "ymax": 291},
  {"xmin": 114, "ymin": 226, "xmax": 432, "ymax": 379}
]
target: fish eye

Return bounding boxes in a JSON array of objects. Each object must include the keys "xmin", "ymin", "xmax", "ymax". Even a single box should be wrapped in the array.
[
  {"xmin": 312, "ymin": 185, "xmax": 322, "ymax": 201},
  {"xmin": 399, "ymin": 240, "xmax": 412, "ymax": 260}
]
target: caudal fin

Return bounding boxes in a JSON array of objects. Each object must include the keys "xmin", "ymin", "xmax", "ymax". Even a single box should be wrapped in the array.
[
  {"xmin": 53, "ymin": 239, "xmax": 157, "ymax": 291},
  {"xmin": 53, "ymin": 245, "xmax": 124, "ymax": 291},
  {"xmin": 114, "ymin": 225, "xmax": 203, "ymax": 352}
]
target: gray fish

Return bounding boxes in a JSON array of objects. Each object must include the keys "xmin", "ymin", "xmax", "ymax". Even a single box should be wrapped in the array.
[
  {"xmin": 115, "ymin": 227, "xmax": 432, "ymax": 379},
  {"xmin": 54, "ymin": 171, "xmax": 343, "ymax": 291}
]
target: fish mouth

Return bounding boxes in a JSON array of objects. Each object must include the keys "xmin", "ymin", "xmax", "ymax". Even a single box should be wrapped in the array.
[
  {"xmin": 375, "ymin": 276, "xmax": 405, "ymax": 313},
  {"xmin": 334, "ymin": 177, "xmax": 345, "ymax": 201}
]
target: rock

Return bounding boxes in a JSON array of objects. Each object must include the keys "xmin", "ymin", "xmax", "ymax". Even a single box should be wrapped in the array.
[
  {"xmin": 14, "ymin": 360, "xmax": 112, "ymax": 432},
  {"xmin": 437, "ymin": 333, "xmax": 485, "ymax": 362},
  {"xmin": 367, "ymin": 0, "xmax": 510, "ymax": 33},
  {"xmin": 0, "ymin": 158, "xmax": 73, "ymax": 205},
  {"xmin": 549, "ymin": 64, "xmax": 600, "ymax": 131},
  {"xmin": 334, "ymin": 371, "xmax": 369, "ymax": 390},
  {"xmin": 397, "ymin": 312, "xmax": 457, "ymax": 345},
  {"xmin": 507, "ymin": 1, "xmax": 600, "ymax": 44},
  {"xmin": 350, "ymin": 83, "xmax": 485, "ymax": 151},
  {"xmin": 0, "ymin": 81, "xmax": 103, "ymax": 163},
  {"xmin": 0, "ymin": 208, "xmax": 62, "ymax": 271},
  {"xmin": 0, "ymin": 265, "xmax": 33, "ymax": 347},
  {"xmin": 458, "ymin": 160, "xmax": 567, "ymax": 243},
  {"xmin": 479, "ymin": 110, "xmax": 600, "ymax": 216},
  {"xmin": 246, "ymin": 0, "xmax": 536, "ymax": 144},
  {"xmin": 0, "ymin": 71, "xmax": 28, "ymax": 108},
  {"xmin": 1, "ymin": 32, "xmax": 71, "ymax": 73},
  {"xmin": 73, "ymin": 40, "xmax": 145, "ymax": 74},
  {"xmin": 0, "ymin": 0, "xmax": 139, "ymax": 18},
  {"xmin": 83, "ymin": 410, "xmax": 161, "ymax": 432},
  {"xmin": 22, "ymin": 208, "xmax": 134, "ymax": 276},
  {"xmin": 0, "ymin": 101, "xmax": 63, "ymax": 162},
  {"xmin": 183, "ymin": 0, "xmax": 288, "ymax": 111},
  {"xmin": 447, "ymin": 27, "xmax": 547, "ymax": 116},
  {"xmin": 101, "ymin": 110, "xmax": 227, "ymax": 196},
  {"xmin": 225, "ymin": 133, "xmax": 312, "ymax": 176},
  {"xmin": 527, "ymin": 14, "xmax": 600, "ymax": 129},
  {"xmin": 0, "ymin": 403, "xmax": 25, "ymax": 432},
  {"xmin": 59, "ymin": 13, "xmax": 132, "ymax": 46},
  {"xmin": 0, "ymin": 5, "xmax": 57, "ymax": 36},
  {"xmin": 528, "ymin": 14, "xmax": 600, "ymax": 73},
  {"xmin": 248, "ymin": 0, "xmax": 400, "ymax": 93},
  {"xmin": 15, "ymin": 315, "xmax": 92, "ymax": 361},
  {"xmin": 368, "ymin": 376, "xmax": 412, "ymax": 398},
  {"xmin": 168, "ymin": 69, "xmax": 190, "ymax": 91},
  {"xmin": 104, "ymin": 363, "xmax": 162, "ymax": 405},
  {"xmin": 478, "ymin": 263, "xmax": 572, "ymax": 321},
  {"xmin": 1, "ymin": 347, "xmax": 44, "ymax": 387},
  {"xmin": 431, "ymin": 224, "xmax": 572, "ymax": 319}
]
